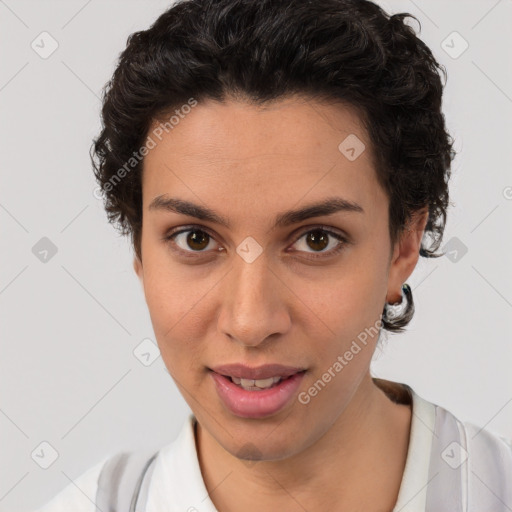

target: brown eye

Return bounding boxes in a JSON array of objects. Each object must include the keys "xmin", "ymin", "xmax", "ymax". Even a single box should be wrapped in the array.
[
  {"xmin": 165, "ymin": 227, "xmax": 219, "ymax": 255},
  {"xmin": 305, "ymin": 229, "xmax": 329, "ymax": 252},
  {"xmin": 185, "ymin": 230, "xmax": 210, "ymax": 251},
  {"xmin": 291, "ymin": 227, "xmax": 348, "ymax": 259}
]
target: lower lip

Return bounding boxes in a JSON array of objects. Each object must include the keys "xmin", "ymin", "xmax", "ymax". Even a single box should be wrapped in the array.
[{"xmin": 210, "ymin": 370, "xmax": 306, "ymax": 419}]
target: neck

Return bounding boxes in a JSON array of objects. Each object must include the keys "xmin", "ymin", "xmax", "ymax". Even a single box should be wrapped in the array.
[{"xmin": 195, "ymin": 375, "xmax": 412, "ymax": 512}]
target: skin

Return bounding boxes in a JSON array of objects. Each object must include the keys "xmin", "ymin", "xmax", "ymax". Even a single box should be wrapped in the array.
[{"xmin": 133, "ymin": 95, "xmax": 428, "ymax": 511}]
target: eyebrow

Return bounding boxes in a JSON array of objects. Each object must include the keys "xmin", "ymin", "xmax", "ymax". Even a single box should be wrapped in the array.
[{"xmin": 148, "ymin": 195, "xmax": 364, "ymax": 230}]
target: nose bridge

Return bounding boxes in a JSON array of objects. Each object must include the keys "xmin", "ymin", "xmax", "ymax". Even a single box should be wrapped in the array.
[
  {"xmin": 219, "ymin": 251, "xmax": 289, "ymax": 345},
  {"xmin": 232, "ymin": 252, "xmax": 273, "ymax": 306}
]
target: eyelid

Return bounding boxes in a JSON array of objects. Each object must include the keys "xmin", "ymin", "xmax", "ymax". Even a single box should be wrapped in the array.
[
  {"xmin": 163, "ymin": 223, "xmax": 350, "ymax": 259},
  {"xmin": 287, "ymin": 225, "xmax": 349, "ymax": 259},
  {"xmin": 162, "ymin": 224, "xmax": 221, "ymax": 259}
]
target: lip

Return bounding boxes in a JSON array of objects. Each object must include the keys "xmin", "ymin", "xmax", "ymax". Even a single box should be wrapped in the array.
[
  {"xmin": 210, "ymin": 363, "xmax": 305, "ymax": 380},
  {"xmin": 210, "ymin": 368, "xmax": 306, "ymax": 419}
]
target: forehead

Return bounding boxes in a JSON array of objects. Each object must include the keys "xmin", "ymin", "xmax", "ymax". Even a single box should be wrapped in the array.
[
  {"xmin": 141, "ymin": 96, "xmax": 385, "ymax": 220},
  {"xmin": 146, "ymin": 96, "xmax": 370, "ymax": 161}
]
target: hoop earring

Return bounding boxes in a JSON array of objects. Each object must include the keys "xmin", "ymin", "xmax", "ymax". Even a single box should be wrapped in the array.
[{"xmin": 383, "ymin": 283, "xmax": 413, "ymax": 323}]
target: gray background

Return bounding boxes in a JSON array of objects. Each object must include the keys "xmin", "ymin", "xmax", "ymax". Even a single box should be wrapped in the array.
[{"xmin": 1, "ymin": 0, "xmax": 511, "ymax": 510}]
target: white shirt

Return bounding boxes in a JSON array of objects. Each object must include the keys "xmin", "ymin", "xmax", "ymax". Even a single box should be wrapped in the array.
[{"xmin": 34, "ymin": 385, "xmax": 512, "ymax": 512}]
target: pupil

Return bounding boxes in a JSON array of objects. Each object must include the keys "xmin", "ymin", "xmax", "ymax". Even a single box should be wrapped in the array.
[
  {"xmin": 187, "ymin": 230, "xmax": 209, "ymax": 250},
  {"xmin": 307, "ymin": 229, "xmax": 328, "ymax": 251}
]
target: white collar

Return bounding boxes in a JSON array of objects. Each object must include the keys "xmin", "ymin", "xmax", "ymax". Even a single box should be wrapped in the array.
[{"xmin": 392, "ymin": 387, "xmax": 436, "ymax": 512}]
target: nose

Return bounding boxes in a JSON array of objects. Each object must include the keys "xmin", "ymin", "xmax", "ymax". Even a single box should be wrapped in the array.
[{"xmin": 217, "ymin": 251, "xmax": 292, "ymax": 348}]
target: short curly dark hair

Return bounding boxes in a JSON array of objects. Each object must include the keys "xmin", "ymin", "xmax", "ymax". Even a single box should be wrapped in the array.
[{"xmin": 91, "ymin": 0, "xmax": 455, "ymax": 333}]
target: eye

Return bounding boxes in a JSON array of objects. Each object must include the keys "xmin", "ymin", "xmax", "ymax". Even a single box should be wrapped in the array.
[
  {"xmin": 289, "ymin": 227, "xmax": 348, "ymax": 259},
  {"xmin": 163, "ymin": 226, "xmax": 220, "ymax": 258}
]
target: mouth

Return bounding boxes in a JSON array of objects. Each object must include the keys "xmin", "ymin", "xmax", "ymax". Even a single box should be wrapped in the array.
[
  {"xmin": 208, "ymin": 367, "xmax": 307, "ymax": 419},
  {"xmin": 210, "ymin": 363, "xmax": 306, "ymax": 380},
  {"xmin": 222, "ymin": 373, "xmax": 300, "ymax": 391}
]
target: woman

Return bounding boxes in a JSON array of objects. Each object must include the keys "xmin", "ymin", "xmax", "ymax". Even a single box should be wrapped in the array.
[{"xmin": 36, "ymin": 0, "xmax": 512, "ymax": 510}]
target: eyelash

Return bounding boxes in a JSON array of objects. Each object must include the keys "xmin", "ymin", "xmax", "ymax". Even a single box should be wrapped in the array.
[{"xmin": 162, "ymin": 225, "xmax": 350, "ymax": 261}]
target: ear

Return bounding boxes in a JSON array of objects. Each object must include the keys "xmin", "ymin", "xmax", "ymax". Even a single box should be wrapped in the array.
[
  {"xmin": 133, "ymin": 255, "xmax": 143, "ymax": 286},
  {"xmin": 386, "ymin": 207, "xmax": 429, "ymax": 303}
]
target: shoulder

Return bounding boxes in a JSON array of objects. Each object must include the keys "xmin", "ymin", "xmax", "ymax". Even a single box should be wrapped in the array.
[
  {"xmin": 463, "ymin": 420, "xmax": 512, "ymax": 505},
  {"xmin": 433, "ymin": 400, "xmax": 512, "ymax": 469},
  {"xmin": 31, "ymin": 415, "xmax": 194, "ymax": 512},
  {"xmin": 424, "ymin": 394, "xmax": 512, "ymax": 511},
  {"xmin": 33, "ymin": 456, "xmax": 110, "ymax": 512}
]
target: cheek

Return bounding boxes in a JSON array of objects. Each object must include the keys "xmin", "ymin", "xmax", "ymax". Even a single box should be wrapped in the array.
[
  {"xmin": 144, "ymin": 274, "xmax": 181, "ymax": 330},
  {"xmin": 290, "ymin": 255, "xmax": 386, "ymax": 375},
  {"xmin": 294, "ymin": 256, "xmax": 385, "ymax": 332},
  {"xmin": 142, "ymin": 265, "xmax": 208, "ymax": 372},
  {"xmin": 142, "ymin": 244, "xmax": 206, "ymax": 323}
]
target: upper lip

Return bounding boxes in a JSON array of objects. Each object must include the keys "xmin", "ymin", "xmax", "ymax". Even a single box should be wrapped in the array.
[{"xmin": 211, "ymin": 363, "xmax": 305, "ymax": 380}]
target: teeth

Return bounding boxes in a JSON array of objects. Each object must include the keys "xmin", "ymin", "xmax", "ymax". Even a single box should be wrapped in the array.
[{"xmin": 231, "ymin": 376, "xmax": 282, "ymax": 390}]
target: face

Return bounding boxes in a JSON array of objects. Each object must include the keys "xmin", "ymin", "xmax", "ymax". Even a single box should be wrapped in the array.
[{"xmin": 134, "ymin": 96, "xmax": 426, "ymax": 461}]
